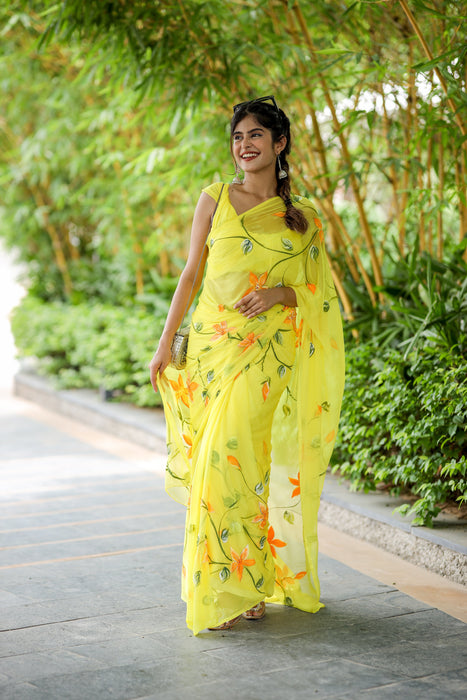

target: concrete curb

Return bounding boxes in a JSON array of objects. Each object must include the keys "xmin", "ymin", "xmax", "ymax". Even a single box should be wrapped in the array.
[{"xmin": 14, "ymin": 371, "xmax": 467, "ymax": 586}]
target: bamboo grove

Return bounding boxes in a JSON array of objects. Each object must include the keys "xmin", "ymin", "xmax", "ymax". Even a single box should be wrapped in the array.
[{"xmin": 1, "ymin": 1, "xmax": 466, "ymax": 317}]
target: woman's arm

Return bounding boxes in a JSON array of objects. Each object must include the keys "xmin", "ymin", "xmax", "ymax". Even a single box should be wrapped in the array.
[
  {"xmin": 233, "ymin": 286, "xmax": 297, "ymax": 319},
  {"xmin": 149, "ymin": 192, "xmax": 216, "ymax": 389}
]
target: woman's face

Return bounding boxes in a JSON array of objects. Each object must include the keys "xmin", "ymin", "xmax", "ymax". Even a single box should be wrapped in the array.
[{"xmin": 232, "ymin": 114, "xmax": 284, "ymax": 176}]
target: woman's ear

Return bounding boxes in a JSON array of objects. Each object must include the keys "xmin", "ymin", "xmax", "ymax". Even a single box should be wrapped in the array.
[{"xmin": 275, "ymin": 135, "xmax": 287, "ymax": 154}]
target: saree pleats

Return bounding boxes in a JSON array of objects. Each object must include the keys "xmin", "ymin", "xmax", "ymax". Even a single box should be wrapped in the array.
[{"xmin": 157, "ymin": 183, "xmax": 345, "ymax": 634}]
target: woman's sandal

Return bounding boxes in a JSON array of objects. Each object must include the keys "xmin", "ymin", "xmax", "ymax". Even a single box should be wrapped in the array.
[
  {"xmin": 208, "ymin": 614, "xmax": 243, "ymax": 631},
  {"xmin": 242, "ymin": 601, "xmax": 266, "ymax": 620}
]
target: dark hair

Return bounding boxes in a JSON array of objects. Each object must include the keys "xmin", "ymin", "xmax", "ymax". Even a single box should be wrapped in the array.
[{"xmin": 230, "ymin": 100, "xmax": 308, "ymax": 234}]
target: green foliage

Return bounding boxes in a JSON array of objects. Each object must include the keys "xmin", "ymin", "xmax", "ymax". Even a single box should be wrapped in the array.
[
  {"xmin": 343, "ymin": 240, "xmax": 467, "ymax": 357},
  {"xmin": 11, "ymin": 296, "xmax": 165, "ymax": 407},
  {"xmin": 333, "ymin": 343, "xmax": 467, "ymax": 527}
]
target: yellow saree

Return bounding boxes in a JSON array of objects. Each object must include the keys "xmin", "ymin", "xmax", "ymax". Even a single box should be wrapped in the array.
[{"xmin": 157, "ymin": 182, "xmax": 345, "ymax": 635}]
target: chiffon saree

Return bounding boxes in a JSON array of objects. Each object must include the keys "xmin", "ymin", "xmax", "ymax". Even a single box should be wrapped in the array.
[{"xmin": 157, "ymin": 182, "xmax": 345, "ymax": 635}]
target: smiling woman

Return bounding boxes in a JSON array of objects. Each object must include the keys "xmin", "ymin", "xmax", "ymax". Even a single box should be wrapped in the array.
[{"xmin": 149, "ymin": 96, "xmax": 345, "ymax": 635}]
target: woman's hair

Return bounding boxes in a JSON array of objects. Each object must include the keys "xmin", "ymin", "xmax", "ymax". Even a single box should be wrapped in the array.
[{"xmin": 230, "ymin": 100, "xmax": 308, "ymax": 234}]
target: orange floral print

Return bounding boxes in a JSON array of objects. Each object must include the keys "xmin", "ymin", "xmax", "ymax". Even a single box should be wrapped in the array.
[
  {"xmin": 267, "ymin": 525, "xmax": 286, "ymax": 558},
  {"xmin": 230, "ymin": 546, "xmax": 255, "ymax": 581},
  {"xmin": 314, "ymin": 217, "xmax": 324, "ymax": 242},
  {"xmin": 182, "ymin": 433, "xmax": 193, "ymax": 458},
  {"xmin": 242, "ymin": 271, "xmax": 268, "ymax": 297},
  {"xmin": 325, "ymin": 430, "xmax": 336, "ymax": 444},
  {"xmin": 252, "ymin": 502, "xmax": 268, "ymax": 529},
  {"xmin": 169, "ymin": 374, "xmax": 190, "ymax": 408},
  {"xmin": 284, "ymin": 308, "xmax": 297, "ymax": 326},
  {"xmin": 289, "ymin": 472, "xmax": 300, "ymax": 498},
  {"xmin": 211, "ymin": 320, "xmax": 235, "ymax": 340},
  {"xmin": 275, "ymin": 563, "xmax": 295, "ymax": 586},
  {"xmin": 218, "ymin": 304, "xmax": 225, "ymax": 312},
  {"xmin": 275, "ymin": 564, "xmax": 306, "ymax": 586},
  {"xmin": 307, "ymin": 283, "xmax": 316, "ymax": 294},
  {"xmin": 239, "ymin": 332, "xmax": 261, "ymax": 352},
  {"xmin": 186, "ymin": 377, "xmax": 199, "ymax": 402},
  {"xmin": 293, "ymin": 319, "xmax": 303, "ymax": 347},
  {"xmin": 262, "ymin": 381, "xmax": 270, "ymax": 401},
  {"xmin": 273, "ymin": 211, "xmax": 285, "ymax": 218},
  {"xmin": 227, "ymin": 455, "xmax": 241, "ymax": 469}
]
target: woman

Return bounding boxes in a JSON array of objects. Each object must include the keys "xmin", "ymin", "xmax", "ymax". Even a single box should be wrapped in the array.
[{"xmin": 149, "ymin": 96, "xmax": 345, "ymax": 635}]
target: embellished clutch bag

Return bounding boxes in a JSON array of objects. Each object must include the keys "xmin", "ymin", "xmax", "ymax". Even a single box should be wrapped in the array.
[{"xmin": 170, "ymin": 326, "xmax": 190, "ymax": 369}]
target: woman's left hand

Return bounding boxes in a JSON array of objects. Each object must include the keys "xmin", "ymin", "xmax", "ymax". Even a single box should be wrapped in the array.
[{"xmin": 234, "ymin": 288, "xmax": 280, "ymax": 318}]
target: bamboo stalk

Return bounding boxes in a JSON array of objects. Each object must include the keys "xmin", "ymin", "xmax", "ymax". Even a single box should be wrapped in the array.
[
  {"xmin": 290, "ymin": 2, "xmax": 384, "ymax": 296},
  {"xmin": 29, "ymin": 185, "xmax": 73, "ymax": 297},
  {"xmin": 398, "ymin": 41, "xmax": 416, "ymax": 255},
  {"xmin": 427, "ymin": 133, "xmax": 434, "ymax": 256},
  {"xmin": 417, "ymin": 137, "xmax": 426, "ymax": 252},
  {"xmin": 437, "ymin": 133, "xmax": 444, "ymax": 260},
  {"xmin": 381, "ymin": 88, "xmax": 403, "ymax": 248},
  {"xmin": 398, "ymin": 0, "xmax": 466, "ymax": 139}
]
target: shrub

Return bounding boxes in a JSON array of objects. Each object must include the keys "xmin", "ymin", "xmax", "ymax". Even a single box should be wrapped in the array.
[
  {"xmin": 333, "ymin": 342, "xmax": 467, "ymax": 526},
  {"xmin": 11, "ymin": 296, "xmax": 165, "ymax": 407}
]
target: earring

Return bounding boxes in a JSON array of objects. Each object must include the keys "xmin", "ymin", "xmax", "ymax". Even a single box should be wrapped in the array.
[
  {"xmin": 277, "ymin": 155, "xmax": 287, "ymax": 179},
  {"xmin": 232, "ymin": 163, "xmax": 243, "ymax": 184}
]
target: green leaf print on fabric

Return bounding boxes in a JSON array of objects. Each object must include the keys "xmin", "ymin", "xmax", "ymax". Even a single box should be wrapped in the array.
[
  {"xmin": 310, "ymin": 245, "xmax": 319, "ymax": 260},
  {"xmin": 226, "ymin": 437, "xmax": 238, "ymax": 449},
  {"xmin": 282, "ymin": 238, "xmax": 293, "ymax": 251},
  {"xmin": 242, "ymin": 239, "xmax": 253, "ymax": 254},
  {"xmin": 194, "ymin": 322, "xmax": 203, "ymax": 331},
  {"xmin": 219, "ymin": 567, "xmax": 230, "ymax": 582},
  {"xmin": 274, "ymin": 330, "xmax": 283, "ymax": 344}
]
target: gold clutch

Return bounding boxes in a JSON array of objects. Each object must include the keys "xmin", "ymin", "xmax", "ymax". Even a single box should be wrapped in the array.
[{"xmin": 170, "ymin": 326, "xmax": 190, "ymax": 369}]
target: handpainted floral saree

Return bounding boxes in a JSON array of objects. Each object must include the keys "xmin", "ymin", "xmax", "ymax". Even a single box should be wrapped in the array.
[{"xmin": 157, "ymin": 182, "xmax": 345, "ymax": 635}]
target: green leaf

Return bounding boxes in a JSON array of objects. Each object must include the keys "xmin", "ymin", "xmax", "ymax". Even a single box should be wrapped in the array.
[
  {"xmin": 282, "ymin": 237, "xmax": 293, "ymax": 251},
  {"xmin": 226, "ymin": 437, "xmax": 238, "ymax": 449}
]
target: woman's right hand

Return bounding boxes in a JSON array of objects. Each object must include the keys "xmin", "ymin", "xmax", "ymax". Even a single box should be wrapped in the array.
[{"xmin": 149, "ymin": 340, "xmax": 171, "ymax": 392}]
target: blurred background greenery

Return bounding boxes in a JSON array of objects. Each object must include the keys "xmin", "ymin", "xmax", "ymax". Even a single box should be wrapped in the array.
[{"xmin": 1, "ymin": 0, "xmax": 465, "ymax": 524}]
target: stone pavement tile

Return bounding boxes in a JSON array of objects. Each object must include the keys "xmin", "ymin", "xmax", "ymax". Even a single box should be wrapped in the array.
[
  {"xmin": 359, "ymin": 606, "xmax": 467, "ymax": 641},
  {"xmin": 318, "ymin": 588, "xmax": 433, "ymax": 624},
  {"xmin": 347, "ymin": 631, "xmax": 467, "ymax": 679},
  {"xmin": 0, "ymin": 528, "xmax": 184, "ymax": 566},
  {"xmin": 66, "ymin": 636, "xmax": 173, "ymax": 667},
  {"xmin": 0, "ymin": 622, "xmax": 92, "ymax": 658},
  {"xmin": 0, "ymin": 590, "xmax": 177, "ymax": 632},
  {"xmin": 0, "ymin": 416, "xmax": 109, "ymax": 460},
  {"xmin": 25, "ymin": 654, "xmax": 254, "ymax": 700},
  {"xmin": 319, "ymin": 556, "xmax": 397, "ymax": 602},
  {"xmin": 0, "ymin": 648, "xmax": 105, "ymax": 684},
  {"xmin": 0, "ymin": 588, "xmax": 31, "ymax": 607},
  {"xmin": 0, "ymin": 681, "xmax": 42, "ymax": 700},
  {"xmin": 156, "ymin": 657, "xmax": 401, "ymax": 700},
  {"xmin": 332, "ymin": 668, "xmax": 467, "ymax": 699}
]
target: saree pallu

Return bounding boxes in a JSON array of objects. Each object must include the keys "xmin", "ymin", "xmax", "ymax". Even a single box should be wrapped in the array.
[{"xmin": 157, "ymin": 182, "xmax": 345, "ymax": 635}]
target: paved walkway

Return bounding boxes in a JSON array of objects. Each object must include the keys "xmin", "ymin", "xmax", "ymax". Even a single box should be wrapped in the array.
[{"xmin": 1, "ymin": 391, "xmax": 466, "ymax": 699}]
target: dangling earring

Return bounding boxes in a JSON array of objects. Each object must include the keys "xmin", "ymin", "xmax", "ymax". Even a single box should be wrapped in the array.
[
  {"xmin": 277, "ymin": 154, "xmax": 287, "ymax": 179},
  {"xmin": 232, "ymin": 163, "xmax": 243, "ymax": 184}
]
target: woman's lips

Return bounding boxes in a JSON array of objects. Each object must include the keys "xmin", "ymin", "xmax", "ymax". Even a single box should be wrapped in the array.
[{"xmin": 241, "ymin": 152, "xmax": 259, "ymax": 160}]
